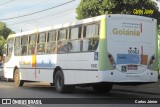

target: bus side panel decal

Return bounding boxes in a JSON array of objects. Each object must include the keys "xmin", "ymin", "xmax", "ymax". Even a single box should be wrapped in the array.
[
  {"xmin": 32, "ymin": 49, "xmax": 37, "ymax": 79},
  {"xmin": 151, "ymin": 22, "xmax": 158, "ymax": 71},
  {"xmin": 116, "ymin": 54, "xmax": 148, "ymax": 65},
  {"xmin": 32, "ymin": 54, "xmax": 36, "ymax": 68}
]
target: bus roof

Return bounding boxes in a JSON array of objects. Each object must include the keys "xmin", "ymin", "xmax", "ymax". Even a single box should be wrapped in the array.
[
  {"xmin": 7, "ymin": 14, "xmax": 156, "ymax": 38},
  {"xmin": 7, "ymin": 15, "xmax": 106, "ymax": 38}
]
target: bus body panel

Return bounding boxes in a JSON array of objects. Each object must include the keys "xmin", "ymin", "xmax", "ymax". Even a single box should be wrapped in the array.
[
  {"xmin": 3, "ymin": 14, "xmax": 158, "ymax": 86},
  {"xmin": 104, "ymin": 15, "xmax": 158, "ymax": 83},
  {"xmin": 56, "ymin": 52, "xmax": 99, "ymax": 84},
  {"xmin": 99, "ymin": 70, "xmax": 158, "ymax": 83},
  {"xmin": 4, "ymin": 53, "xmax": 19, "ymax": 79}
]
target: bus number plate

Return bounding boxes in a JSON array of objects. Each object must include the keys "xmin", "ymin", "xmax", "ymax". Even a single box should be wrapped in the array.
[
  {"xmin": 121, "ymin": 65, "xmax": 138, "ymax": 72},
  {"xmin": 127, "ymin": 65, "xmax": 138, "ymax": 70}
]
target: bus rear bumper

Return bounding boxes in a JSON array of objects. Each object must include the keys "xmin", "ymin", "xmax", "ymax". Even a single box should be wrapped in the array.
[{"xmin": 99, "ymin": 69, "xmax": 158, "ymax": 83}]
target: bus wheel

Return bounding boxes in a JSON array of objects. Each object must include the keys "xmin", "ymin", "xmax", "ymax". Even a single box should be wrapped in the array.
[
  {"xmin": 50, "ymin": 83, "xmax": 54, "ymax": 86},
  {"xmin": 6, "ymin": 78, "xmax": 11, "ymax": 82},
  {"xmin": 14, "ymin": 69, "xmax": 24, "ymax": 87},
  {"xmin": 92, "ymin": 83, "xmax": 113, "ymax": 93},
  {"xmin": 55, "ymin": 70, "xmax": 75, "ymax": 93}
]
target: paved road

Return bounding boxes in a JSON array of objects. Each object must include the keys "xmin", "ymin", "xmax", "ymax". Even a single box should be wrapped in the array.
[
  {"xmin": 0, "ymin": 81, "xmax": 160, "ymax": 98},
  {"xmin": 0, "ymin": 80, "xmax": 160, "ymax": 107}
]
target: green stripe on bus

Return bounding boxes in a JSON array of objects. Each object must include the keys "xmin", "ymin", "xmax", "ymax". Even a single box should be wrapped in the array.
[
  {"xmin": 99, "ymin": 17, "xmax": 113, "ymax": 71},
  {"xmin": 151, "ymin": 27, "xmax": 158, "ymax": 71},
  {"xmin": 7, "ymin": 34, "xmax": 14, "ymax": 39}
]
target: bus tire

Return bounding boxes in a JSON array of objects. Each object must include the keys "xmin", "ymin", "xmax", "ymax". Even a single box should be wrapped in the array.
[
  {"xmin": 92, "ymin": 83, "xmax": 112, "ymax": 93},
  {"xmin": 50, "ymin": 83, "xmax": 54, "ymax": 86},
  {"xmin": 6, "ymin": 78, "xmax": 11, "ymax": 82},
  {"xmin": 14, "ymin": 69, "xmax": 24, "ymax": 87},
  {"xmin": 55, "ymin": 70, "xmax": 75, "ymax": 93}
]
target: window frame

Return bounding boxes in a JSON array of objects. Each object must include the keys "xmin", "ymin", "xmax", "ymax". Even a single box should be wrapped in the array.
[
  {"xmin": 37, "ymin": 32, "xmax": 46, "ymax": 54},
  {"xmin": 28, "ymin": 34, "xmax": 37, "ymax": 55},
  {"xmin": 47, "ymin": 30, "xmax": 57, "ymax": 42},
  {"xmin": 46, "ymin": 30, "xmax": 57, "ymax": 54},
  {"xmin": 6, "ymin": 38, "xmax": 14, "ymax": 56},
  {"xmin": 21, "ymin": 35, "xmax": 29, "ymax": 55},
  {"xmin": 68, "ymin": 25, "xmax": 82, "ymax": 53},
  {"xmin": 57, "ymin": 28, "xmax": 69, "ymax": 54},
  {"xmin": 83, "ymin": 22, "xmax": 99, "ymax": 39},
  {"xmin": 14, "ymin": 37, "xmax": 21, "ymax": 56},
  {"xmin": 82, "ymin": 22, "xmax": 100, "ymax": 52}
]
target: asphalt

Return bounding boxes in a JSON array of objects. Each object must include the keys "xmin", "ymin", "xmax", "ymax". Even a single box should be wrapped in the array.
[
  {"xmin": 113, "ymin": 79, "xmax": 160, "ymax": 95},
  {"xmin": 0, "ymin": 76, "xmax": 5, "ymax": 81},
  {"xmin": 0, "ymin": 75, "xmax": 160, "ymax": 95}
]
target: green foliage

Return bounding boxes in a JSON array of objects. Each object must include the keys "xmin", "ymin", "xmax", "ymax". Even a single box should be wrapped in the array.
[
  {"xmin": 157, "ymin": 24, "xmax": 160, "ymax": 34},
  {"xmin": 0, "ymin": 22, "xmax": 14, "ymax": 54},
  {"xmin": 0, "ymin": 35, "xmax": 7, "ymax": 54},
  {"xmin": 0, "ymin": 22, "xmax": 15, "ymax": 39},
  {"xmin": 76, "ymin": 0, "xmax": 160, "ymax": 25}
]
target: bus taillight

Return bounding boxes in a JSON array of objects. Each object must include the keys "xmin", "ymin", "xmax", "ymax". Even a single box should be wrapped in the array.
[
  {"xmin": 108, "ymin": 54, "xmax": 116, "ymax": 69},
  {"xmin": 147, "ymin": 55, "xmax": 155, "ymax": 69}
]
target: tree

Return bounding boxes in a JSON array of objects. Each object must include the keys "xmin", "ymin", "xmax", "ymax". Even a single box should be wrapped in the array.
[
  {"xmin": 0, "ymin": 35, "xmax": 6, "ymax": 54},
  {"xmin": 76, "ymin": 0, "xmax": 160, "ymax": 25},
  {"xmin": 0, "ymin": 22, "xmax": 14, "ymax": 39},
  {"xmin": 0, "ymin": 22, "xmax": 14, "ymax": 54}
]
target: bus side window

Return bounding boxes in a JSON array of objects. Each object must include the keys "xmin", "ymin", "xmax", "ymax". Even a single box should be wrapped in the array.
[
  {"xmin": 83, "ymin": 23, "xmax": 99, "ymax": 51},
  {"xmin": 4, "ymin": 44, "xmax": 8, "ymax": 56},
  {"xmin": 28, "ymin": 35, "xmax": 37, "ymax": 55},
  {"xmin": 2, "ymin": 44, "xmax": 8, "ymax": 63},
  {"xmin": 8, "ymin": 38, "xmax": 14, "ymax": 56},
  {"xmin": 3, "ymin": 38, "xmax": 13, "ymax": 63},
  {"xmin": 46, "ymin": 31, "xmax": 56, "ymax": 54},
  {"xmin": 21, "ymin": 36, "xmax": 28, "ymax": 55},
  {"xmin": 68, "ymin": 27, "xmax": 81, "ymax": 52},
  {"xmin": 57, "ymin": 29, "xmax": 68, "ymax": 53},
  {"xmin": 14, "ymin": 37, "xmax": 21, "ymax": 56},
  {"xmin": 37, "ymin": 33, "xmax": 46, "ymax": 54}
]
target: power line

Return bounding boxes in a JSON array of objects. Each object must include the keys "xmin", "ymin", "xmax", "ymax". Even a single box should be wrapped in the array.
[
  {"xmin": 16, "ymin": 11, "xmax": 73, "ymax": 32},
  {"xmin": 0, "ymin": 0, "xmax": 51, "ymax": 15},
  {"xmin": 0, "ymin": 0, "xmax": 76, "ymax": 21},
  {"xmin": 0, "ymin": 0, "xmax": 15, "ymax": 6},
  {"xmin": 8, "ymin": 8, "xmax": 75, "ymax": 26},
  {"xmin": 19, "ymin": 9, "xmax": 74, "ymax": 28}
]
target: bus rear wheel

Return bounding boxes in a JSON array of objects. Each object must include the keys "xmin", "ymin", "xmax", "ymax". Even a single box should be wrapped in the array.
[
  {"xmin": 50, "ymin": 83, "xmax": 54, "ymax": 86},
  {"xmin": 14, "ymin": 69, "xmax": 24, "ymax": 87},
  {"xmin": 55, "ymin": 70, "xmax": 75, "ymax": 93},
  {"xmin": 6, "ymin": 78, "xmax": 12, "ymax": 82},
  {"xmin": 92, "ymin": 83, "xmax": 113, "ymax": 93}
]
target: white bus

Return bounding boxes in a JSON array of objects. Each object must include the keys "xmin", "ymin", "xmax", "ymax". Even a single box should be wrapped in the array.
[{"xmin": 3, "ymin": 14, "xmax": 158, "ymax": 93}]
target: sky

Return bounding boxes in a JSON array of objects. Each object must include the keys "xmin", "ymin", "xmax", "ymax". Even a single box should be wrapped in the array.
[
  {"xmin": 0, "ymin": 0, "xmax": 159, "ymax": 33},
  {"xmin": 0, "ymin": 0, "xmax": 80, "ymax": 33}
]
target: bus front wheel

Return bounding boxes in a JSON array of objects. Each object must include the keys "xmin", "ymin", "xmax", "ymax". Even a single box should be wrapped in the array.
[
  {"xmin": 55, "ymin": 70, "xmax": 75, "ymax": 93},
  {"xmin": 92, "ymin": 83, "xmax": 113, "ymax": 93},
  {"xmin": 14, "ymin": 69, "xmax": 24, "ymax": 87}
]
